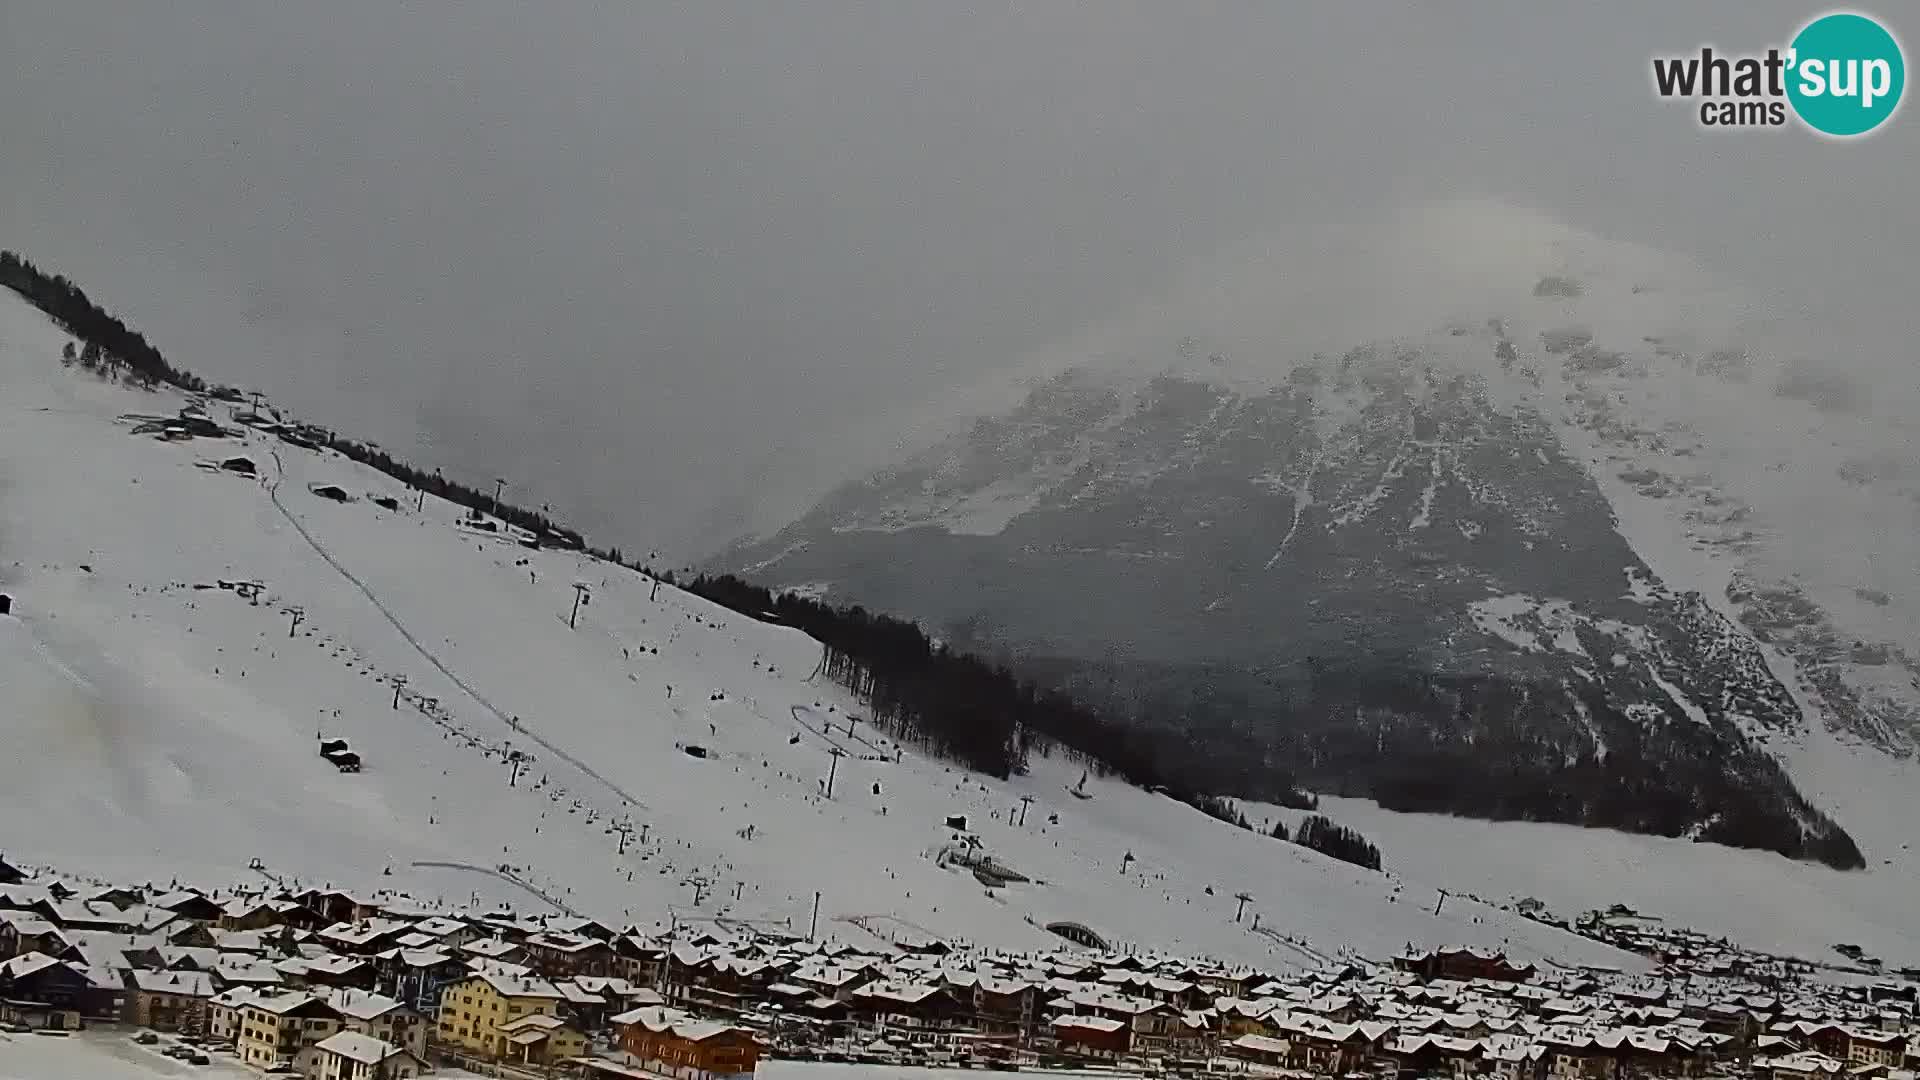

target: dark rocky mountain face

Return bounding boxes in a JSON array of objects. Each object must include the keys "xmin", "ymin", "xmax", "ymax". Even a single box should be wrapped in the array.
[{"xmin": 721, "ymin": 334, "xmax": 1865, "ymax": 867}]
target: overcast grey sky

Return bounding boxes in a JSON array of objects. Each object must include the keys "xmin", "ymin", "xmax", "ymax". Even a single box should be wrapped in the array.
[{"xmin": 2, "ymin": 3, "xmax": 1914, "ymax": 559}]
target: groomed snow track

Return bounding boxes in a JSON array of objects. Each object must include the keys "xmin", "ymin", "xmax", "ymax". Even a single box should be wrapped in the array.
[
  {"xmin": 408, "ymin": 861, "xmax": 581, "ymax": 916},
  {"xmin": 266, "ymin": 448, "xmax": 649, "ymax": 813}
]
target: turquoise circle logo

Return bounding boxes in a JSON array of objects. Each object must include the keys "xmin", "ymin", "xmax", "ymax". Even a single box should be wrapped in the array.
[{"xmin": 1787, "ymin": 12, "xmax": 1905, "ymax": 136}]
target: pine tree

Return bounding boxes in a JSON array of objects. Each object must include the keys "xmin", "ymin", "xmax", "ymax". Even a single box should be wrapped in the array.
[{"xmin": 1293, "ymin": 815, "xmax": 1382, "ymax": 871}]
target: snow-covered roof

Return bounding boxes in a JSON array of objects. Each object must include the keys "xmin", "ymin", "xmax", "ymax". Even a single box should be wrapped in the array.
[
  {"xmin": 557, "ymin": 981, "xmax": 608, "ymax": 1005},
  {"xmin": 462, "ymin": 937, "xmax": 523, "ymax": 959},
  {"xmin": 1, "ymin": 952, "xmax": 71, "ymax": 980},
  {"xmin": 608, "ymin": 1003, "xmax": 747, "ymax": 1044},
  {"xmin": 391, "ymin": 947, "xmax": 459, "ymax": 969},
  {"xmin": 305, "ymin": 953, "xmax": 369, "ymax": 976},
  {"xmin": 507, "ymin": 1029, "xmax": 551, "ymax": 1046},
  {"xmin": 248, "ymin": 991, "xmax": 333, "ymax": 1016},
  {"xmin": 1229, "ymin": 1033, "xmax": 1291, "ymax": 1054},
  {"xmin": 611, "ymin": 1004, "xmax": 684, "ymax": 1028},
  {"xmin": 469, "ymin": 970, "xmax": 564, "ymax": 1000},
  {"xmin": 314, "ymin": 1031, "xmax": 408, "ymax": 1065},
  {"xmin": 130, "ymin": 969, "xmax": 215, "ymax": 996},
  {"xmin": 210, "ymin": 929, "xmax": 267, "ymax": 953},
  {"xmin": 320, "ymin": 918, "xmax": 411, "ymax": 946},
  {"xmin": 324, "ymin": 988, "xmax": 407, "ymax": 1020},
  {"xmin": 1757, "ymin": 1051, "xmax": 1848, "ymax": 1075},
  {"xmin": 0, "ymin": 912, "xmax": 60, "ymax": 937},
  {"xmin": 411, "ymin": 916, "xmax": 470, "ymax": 937},
  {"xmin": 1053, "ymin": 1015, "xmax": 1126, "ymax": 1033},
  {"xmin": 571, "ymin": 976, "xmax": 651, "ymax": 999},
  {"xmin": 211, "ymin": 987, "xmax": 269, "ymax": 1009},
  {"xmin": 525, "ymin": 931, "xmax": 605, "ymax": 954}
]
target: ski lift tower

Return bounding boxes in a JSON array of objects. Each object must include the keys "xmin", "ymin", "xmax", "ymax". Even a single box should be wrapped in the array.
[{"xmin": 824, "ymin": 746, "xmax": 847, "ymax": 798}]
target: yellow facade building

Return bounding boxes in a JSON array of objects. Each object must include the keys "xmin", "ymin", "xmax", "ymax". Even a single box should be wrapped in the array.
[{"xmin": 435, "ymin": 971, "xmax": 568, "ymax": 1059}]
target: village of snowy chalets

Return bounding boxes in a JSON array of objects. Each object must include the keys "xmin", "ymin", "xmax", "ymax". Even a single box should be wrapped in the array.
[
  {"xmin": 3, "ymin": 257, "xmax": 1920, "ymax": 1080},
  {"xmin": 5, "ymin": 866, "xmax": 1920, "ymax": 1080}
]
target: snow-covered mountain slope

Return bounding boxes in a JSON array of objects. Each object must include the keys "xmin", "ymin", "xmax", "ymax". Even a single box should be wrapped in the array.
[
  {"xmin": 721, "ymin": 202, "xmax": 1920, "ymax": 893},
  {"xmin": 0, "ymin": 285, "xmax": 1639, "ymax": 973},
  {"xmin": 743, "ymin": 203, "xmax": 1920, "ymax": 760}
]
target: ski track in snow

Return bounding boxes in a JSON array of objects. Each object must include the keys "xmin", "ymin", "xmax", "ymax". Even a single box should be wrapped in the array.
[
  {"xmin": 406, "ymin": 860, "xmax": 579, "ymax": 916},
  {"xmin": 264, "ymin": 447, "xmax": 650, "ymax": 813}
]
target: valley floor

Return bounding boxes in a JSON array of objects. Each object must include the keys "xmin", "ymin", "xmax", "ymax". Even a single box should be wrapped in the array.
[{"xmin": 1241, "ymin": 743, "xmax": 1920, "ymax": 969}]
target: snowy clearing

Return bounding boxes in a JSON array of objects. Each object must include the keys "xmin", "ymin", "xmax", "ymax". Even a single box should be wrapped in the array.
[{"xmin": 1239, "ymin": 781, "xmax": 1920, "ymax": 967}]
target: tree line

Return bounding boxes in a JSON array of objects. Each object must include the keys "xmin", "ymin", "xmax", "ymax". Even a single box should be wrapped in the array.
[
  {"xmin": 1290, "ymin": 814, "xmax": 1382, "ymax": 871},
  {"xmin": 1, "ymin": 251, "xmax": 189, "ymax": 391},
  {"xmin": 1187, "ymin": 794, "xmax": 1382, "ymax": 871},
  {"xmin": 1292, "ymin": 663, "xmax": 1865, "ymax": 870},
  {"xmin": 683, "ymin": 573, "xmax": 1330, "ymax": 822},
  {"xmin": 689, "ymin": 573, "xmax": 1076, "ymax": 781},
  {"xmin": 2, "ymin": 248, "xmax": 604, "ymax": 562},
  {"xmin": 1023, "ymin": 648, "xmax": 1864, "ymax": 870}
]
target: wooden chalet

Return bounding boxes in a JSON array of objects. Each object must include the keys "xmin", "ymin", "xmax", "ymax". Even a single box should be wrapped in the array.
[
  {"xmin": 0, "ymin": 911, "xmax": 69, "ymax": 959},
  {"xmin": 942, "ymin": 972, "xmax": 1040, "ymax": 1038},
  {"xmin": 310, "ymin": 1030, "xmax": 426, "ymax": 1080},
  {"xmin": 32, "ymin": 897, "xmax": 146, "ymax": 933},
  {"xmin": 319, "ymin": 918, "xmax": 415, "ymax": 956},
  {"xmin": 219, "ymin": 898, "xmax": 285, "ymax": 932},
  {"xmin": 1225, "ymin": 1033, "xmax": 1293, "ymax": 1068},
  {"xmin": 544, "ymin": 916, "xmax": 618, "ymax": 942},
  {"xmin": 850, "ymin": 980, "xmax": 972, "ymax": 1034},
  {"xmin": 293, "ymin": 889, "xmax": 378, "ymax": 926},
  {"xmin": 612, "ymin": 1005, "xmax": 762, "ymax": 1079},
  {"xmin": 1395, "ymin": 945, "xmax": 1537, "ymax": 983},
  {"xmin": 673, "ymin": 952, "xmax": 783, "ymax": 1013},
  {"xmin": 373, "ymin": 947, "xmax": 469, "ymax": 1014},
  {"xmin": 150, "ymin": 890, "xmax": 227, "ymax": 923},
  {"xmin": 126, "ymin": 969, "xmax": 217, "ymax": 1034},
  {"xmin": 0, "ymin": 951, "xmax": 120, "ymax": 1019},
  {"xmin": 1051, "ymin": 1014, "xmax": 1130, "ymax": 1059},
  {"xmin": 523, "ymin": 931, "xmax": 615, "ymax": 978},
  {"xmin": 612, "ymin": 934, "xmax": 667, "ymax": 987},
  {"xmin": 300, "ymin": 952, "xmax": 378, "ymax": 991}
]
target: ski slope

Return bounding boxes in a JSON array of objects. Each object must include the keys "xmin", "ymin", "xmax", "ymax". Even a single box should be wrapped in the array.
[
  {"xmin": 0, "ymin": 288, "xmax": 1641, "ymax": 972},
  {"xmin": 1242, "ymin": 780, "xmax": 1920, "ymax": 968}
]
